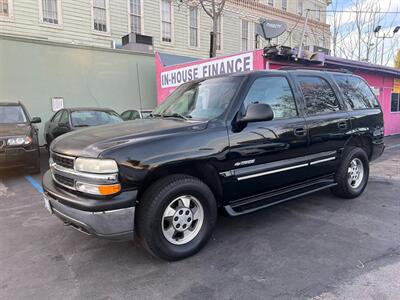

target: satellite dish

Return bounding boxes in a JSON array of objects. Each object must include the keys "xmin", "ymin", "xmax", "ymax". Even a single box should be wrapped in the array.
[{"xmin": 256, "ymin": 18, "xmax": 287, "ymax": 40}]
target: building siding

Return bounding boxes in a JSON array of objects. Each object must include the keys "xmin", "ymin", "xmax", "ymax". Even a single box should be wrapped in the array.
[{"xmin": 0, "ymin": 0, "xmax": 331, "ymax": 57}]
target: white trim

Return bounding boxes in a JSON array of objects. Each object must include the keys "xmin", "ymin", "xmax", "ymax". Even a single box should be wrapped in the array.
[
  {"xmin": 240, "ymin": 18, "xmax": 249, "ymax": 51},
  {"xmin": 159, "ymin": 0, "xmax": 174, "ymax": 45},
  {"xmin": 38, "ymin": 0, "xmax": 63, "ymax": 27},
  {"xmin": 91, "ymin": 0, "xmax": 111, "ymax": 35},
  {"xmin": 127, "ymin": 0, "xmax": 144, "ymax": 34},
  {"xmin": 0, "ymin": 0, "xmax": 14, "ymax": 21},
  {"xmin": 309, "ymin": 157, "xmax": 336, "ymax": 165},
  {"xmin": 187, "ymin": 5, "xmax": 200, "ymax": 49},
  {"xmin": 237, "ymin": 163, "xmax": 309, "ymax": 181}
]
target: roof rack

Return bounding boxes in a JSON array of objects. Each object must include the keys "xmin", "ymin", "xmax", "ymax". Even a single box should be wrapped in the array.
[{"xmin": 279, "ymin": 66, "xmax": 352, "ymax": 74}]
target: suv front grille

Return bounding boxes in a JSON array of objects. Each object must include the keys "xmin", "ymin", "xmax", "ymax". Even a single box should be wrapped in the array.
[
  {"xmin": 52, "ymin": 153, "xmax": 74, "ymax": 169},
  {"xmin": 54, "ymin": 173, "xmax": 75, "ymax": 188}
]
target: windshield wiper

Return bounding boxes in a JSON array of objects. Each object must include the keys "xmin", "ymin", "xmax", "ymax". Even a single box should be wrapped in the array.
[
  {"xmin": 162, "ymin": 113, "xmax": 192, "ymax": 120},
  {"xmin": 74, "ymin": 124, "xmax": 90, "ymax": 127},
  {"xmin": 149, "ymin": 113, "xmax": 162, "ymax": 118}
]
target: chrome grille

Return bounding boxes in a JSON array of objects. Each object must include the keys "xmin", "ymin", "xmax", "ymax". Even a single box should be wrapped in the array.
[
  {"xmin": 52, "ymin": 153, "xmax": 74, "ymax": 169},
  {"xmin": 54, "ymin": 173, "xmax": 75, "ymax": 188}
]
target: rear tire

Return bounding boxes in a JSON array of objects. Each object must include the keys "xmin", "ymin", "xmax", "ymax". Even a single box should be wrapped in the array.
[
  {"xmin": 136, "ymin": 174, "xmax": 217, "ymax": 261},
  {"xmin": 331, "ymin": 147, "xmax": 369, "ymax": 199}
]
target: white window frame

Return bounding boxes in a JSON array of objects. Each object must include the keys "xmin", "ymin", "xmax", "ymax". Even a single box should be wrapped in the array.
[
  {"xmin": 128, "ymin": 0, "xmax": 144, "ymax": 34},
  {"xmin": 188, "ymin": 5, "xmax": 200, "ymax": 48},
  {"xmin": 315, "ymin": 6, "xmax": 321, "ymax": 21},
  {"xmin": 281, "ymin": 0, "xmax": 287, "ymax": 11},
  {"xmin": 297, "ymin": 0, "xmax": 303, "ymax": 15},
  {"xmin": 0, "ymin": 0, "xmax": 14, "ymax": 20},
  {"xmin": 267, "ymin": 0, "xmax": 273, "ymax": 6},
  {"xmin": 241, "ymin": 19, "xmax": 249, "ymax": 51},
  {"xmin": 91, "ymin": 0, "xmax": 111, "ymax": 35},
  {"xmin": 38, "ymin": 0, "xmax": 63, "ymax": 27},
  {"xmin": 160, "ymin": 0, "xmax": 174, "ymax": 44}
]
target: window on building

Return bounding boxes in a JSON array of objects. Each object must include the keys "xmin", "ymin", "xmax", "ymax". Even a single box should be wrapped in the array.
[
  {"xmin": 315, "ymin": 6, "xmax": 321, "ymax": 21},
  {"xmin": 297, "ymin": 0, "xmax": 303, "ymax": 15},
  {"xmin": 40, "ymin": 0, "xmax": 61, "ymax": 24},
  {"xmin": 267, "ymin": 0, "xmax": 273, "ymax": 6},
  {"xmin": 334, "ymin": 75, "xmax": 380, "ymax": 110},
  {"xmin": 298, "ymin": 76, "xmax": 340, "ymax": 115},
  {"xmin": 0, "ymin": 0, "xmax": 9, "ymax": 17},
  {"xmin": 130, "ymin": 0, "xmax": 142, "ymax": 33},
  {"xmin": 254, "ymin": 23, "xmax": 260, "ymax": 49},
  {"xmin": 93, "ymin": 0, "xmax": 108, "ymax": 32},
  {"xmin": 241, "ymin": 20, "xmax": 249, "ymax": 51},
  {"xmin": 281, "ymin": 0, "xmax": 287, "ymax": 11},
  {"xmin": 216, "ymin": 15, "xmax": 222, "ymax": 50},
  {"xmin": 161, "ymin": 0, "xmax": 172, "ymax": 42},
  {"xmin": 189, "ymin": 6, "xmax": 198, "ymax": 47},
  {"xmin": 244, "ymin": 77, "xmax": 298, "ymax": 119},
  {"xmin": 391, "ymin": 93, "xmax": 400, "ymax": 112}
]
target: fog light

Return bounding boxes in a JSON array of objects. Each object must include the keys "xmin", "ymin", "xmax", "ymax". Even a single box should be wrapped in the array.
[{"xmin": 76, "ymin": 182, "xmax": 121, "ymax": 196}]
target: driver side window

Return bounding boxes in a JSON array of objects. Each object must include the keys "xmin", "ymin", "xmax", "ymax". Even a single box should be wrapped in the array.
[{"xmin": 244, "ymin": 76, "xmax": 298, "ymax": 119}]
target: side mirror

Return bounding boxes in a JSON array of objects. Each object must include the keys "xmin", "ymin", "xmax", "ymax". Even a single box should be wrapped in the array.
[
  {"xmin": 238, "ymin": 103, "xmax": 274, "ymax": 123},
  {"xmin": 31, "ymin": 117, "xmax": 41, "ymax": 124}
]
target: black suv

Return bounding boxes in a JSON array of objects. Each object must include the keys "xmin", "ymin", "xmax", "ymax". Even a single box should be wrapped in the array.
[
  {"xmin": 0, "ymin": 102, "xmax": 41, "ymax": 174},
  {"xmin": 42, "ymin": 70, "xmax": 384, "ymax": 260}
]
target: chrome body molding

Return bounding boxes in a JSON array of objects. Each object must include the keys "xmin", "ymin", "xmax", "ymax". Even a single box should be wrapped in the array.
[
  {"xmin": 237, "ymin": 163, "xmax": 309, "ymax": 181},
  {"xmin": 309, "ymin": 156, "xmax": 336, "ymax": 165}
]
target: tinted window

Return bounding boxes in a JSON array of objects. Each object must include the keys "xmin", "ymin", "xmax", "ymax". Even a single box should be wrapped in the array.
[
  {"xmin": 244, "ymin": 76, "xmax": 297, "ymax": 119},
  {"xmin": 392, "ymin": 93, "xmax": 400, "ymax": 112},
  {"xmin": 121, "ymin": 111, "xmax": 132, "ymax": 121},
  {"xmin": 59, "ymin": 111, "xmax": 69, "ymax": 124},
  {"xmin": 334, "ymin": 75, "xmax": 380, "ymax": 109},
  {"xmin": 131, "ymin": 110, "xmax": 140, "ymax": 119},
  {"xmin": 0, "ymin": 105, "xmax": 27, "ymax": 123},
  {"xmin": 71, "ymin": 110, "xmax": 123, "ymax": 127},
  {"xmin": 52, "ymin": 110, "xmax": 63, "ymax": 122},
  {"xmin": 298, "ymin": 76, "xmax": 340, "ymax": 115}
]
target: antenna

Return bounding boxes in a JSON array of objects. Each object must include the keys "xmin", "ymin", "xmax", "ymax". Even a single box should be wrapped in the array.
[{"xmin": 297, "ymin": 9, "xmax": 310, "ymax": 61}]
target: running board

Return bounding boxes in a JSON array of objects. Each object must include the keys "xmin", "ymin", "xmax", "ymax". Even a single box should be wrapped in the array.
[{"xmin": 224, "ymin": 177, "xmax": 337, "ymax": 216}]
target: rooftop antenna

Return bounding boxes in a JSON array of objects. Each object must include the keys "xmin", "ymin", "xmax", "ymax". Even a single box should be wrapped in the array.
[{"xmin": 296, "ymin": 9, "xmax": 310, "ymax": 61}]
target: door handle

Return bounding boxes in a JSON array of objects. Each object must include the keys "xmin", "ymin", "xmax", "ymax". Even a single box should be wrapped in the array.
[
  {"xmin": 338, "ymin": 121, "xmax": 347, "ymax": 130},
  {"xmin": 294, "ymin": 126, "xmax": 306, "ymax": 136}
]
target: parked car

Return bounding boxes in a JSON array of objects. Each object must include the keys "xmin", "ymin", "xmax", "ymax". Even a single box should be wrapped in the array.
[
  {"xmin": 42, "ymin": 70, "xmax": 384, "ymax": 260},
  {"xmin": 120, "ymin": 109, "xmax": 153, "ymax": 121},
  {"xmin": 44, "ymin": 108, "xmax": 123, "ymax": 146},
  {"xmin": 0, "ymin": 102, "xmax": 41, "ymax": 173}
]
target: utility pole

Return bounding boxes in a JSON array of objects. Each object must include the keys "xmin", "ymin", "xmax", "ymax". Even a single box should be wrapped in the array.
[{"xmin": 374, "ymin": 25, "xmax": 400, "ymax": 65}]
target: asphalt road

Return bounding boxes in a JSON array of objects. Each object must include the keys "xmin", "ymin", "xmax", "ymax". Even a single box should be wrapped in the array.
[{"xmin": 1, "ymin": 137, "xmax": 399, "ymax": 300}]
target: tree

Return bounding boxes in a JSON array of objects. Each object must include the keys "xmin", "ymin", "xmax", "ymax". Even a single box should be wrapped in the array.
[
  {"xmin": 178, "ymin": 0, "xmax": 226, "ymax": 57},
  {"xmin": 395, "ymin": 50, "xmax": 400, "ymax": 69}
]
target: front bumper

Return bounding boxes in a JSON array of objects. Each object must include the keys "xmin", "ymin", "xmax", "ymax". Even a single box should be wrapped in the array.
[
  {"xmin": 0, "ymin": 146, "xmax": 39, "ymax": 169},
  {"xmin": 42, "ymin": 170, "xmax": 136, "ymax": 240}
]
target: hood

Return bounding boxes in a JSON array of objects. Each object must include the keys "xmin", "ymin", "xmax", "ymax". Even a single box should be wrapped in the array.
[
  {"xmin": 51, "ymin": 118, "xmax": 208, "ymax": 157},
  {"xmin": 0, "ymin": 123, "xmax": 31, "ymax": 137}
]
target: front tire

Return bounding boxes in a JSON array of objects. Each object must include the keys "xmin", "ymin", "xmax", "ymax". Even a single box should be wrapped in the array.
[
  {"xmin": 136, "ymin": 174, "xmax": 217, "ymax": 261},
  {"xmin": 331, "ymin": 147, "xmax": 369, "ymax": 199}
]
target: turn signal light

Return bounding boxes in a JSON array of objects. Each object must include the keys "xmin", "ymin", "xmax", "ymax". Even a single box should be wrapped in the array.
[{"xmin": 98, "ymin": 184, "xmax": 121, "ymax": 196}]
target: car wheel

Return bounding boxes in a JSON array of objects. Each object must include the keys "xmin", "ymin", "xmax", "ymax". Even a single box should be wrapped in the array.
[
  {"xmin": 136, "ymin": 174, "xmax": 217, "ymax": 261},
  {"xmin": 331, "ymin": 147, "xmax": 369, "ymax": 199}
]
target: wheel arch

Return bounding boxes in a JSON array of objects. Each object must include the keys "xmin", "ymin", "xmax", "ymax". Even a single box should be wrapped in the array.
[
  {"xmin": 344, "ymin": 135, "xmax": 373, "ymax": 159},
  {"xmin": 137, "ymin": 161, "xmax": 224, "ymax": 206}
]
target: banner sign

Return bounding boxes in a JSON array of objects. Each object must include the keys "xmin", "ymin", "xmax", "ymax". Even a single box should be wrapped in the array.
[{"xmin": 160, "ymin": 52, "xmax": 253, "ymax": 88}]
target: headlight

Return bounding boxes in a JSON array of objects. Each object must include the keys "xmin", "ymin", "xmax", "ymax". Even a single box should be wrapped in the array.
[
  {"xmin": 74, "ymin": 157, "xmax": 118, "ymax": 174},
  {"xmin": 7, "ymin": 136, "xmax": 32, "ymax": 146}
]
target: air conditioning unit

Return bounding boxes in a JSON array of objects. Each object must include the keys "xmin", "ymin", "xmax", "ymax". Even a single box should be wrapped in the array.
[
  {"xmin": 304, "ymin": 45, "xmax": 330, "ymax": 55},
  {"xmin": 121, "ymin": 33, "xmax": 154, "ymax": 53}
]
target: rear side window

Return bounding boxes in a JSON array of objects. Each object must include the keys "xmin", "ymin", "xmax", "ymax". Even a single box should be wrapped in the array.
[
  {"xmin": 334, "ymin": 75, "xmax": 380, "ymax": 109},
  {"xmin": 244, "ymin": 76, "xmax": 298, "ymax": 119},
  {"xmin": 298, "ymin": 76, "xmax": 340, "ymax": 115}
]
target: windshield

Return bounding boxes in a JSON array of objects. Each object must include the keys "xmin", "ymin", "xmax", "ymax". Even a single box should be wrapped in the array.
[
  {"xmin": 0, "ymin": 106, "xmax": 27, "ymax": 124},
  {"xmin": 153, "ymin": 77, "xmax": 242, "ymax": 120},
  {"xmin": 71, "ymin": 110, "xmax": 123, "ymax": 127}
]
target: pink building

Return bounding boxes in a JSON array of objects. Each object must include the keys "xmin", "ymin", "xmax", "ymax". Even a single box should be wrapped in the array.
[{"xmin": 155, "ymin": 50, "xmax": 400, "ymax": 136}]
